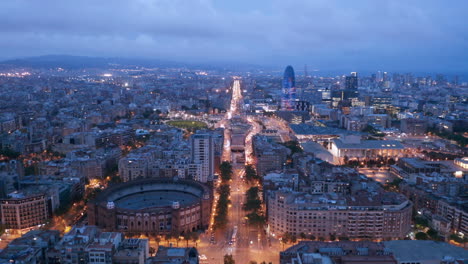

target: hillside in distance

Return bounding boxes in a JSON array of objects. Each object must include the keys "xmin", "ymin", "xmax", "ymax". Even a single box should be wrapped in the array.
[{"xmin": 0, "ymin": 55, "xmax": 265, "ymax": 73}]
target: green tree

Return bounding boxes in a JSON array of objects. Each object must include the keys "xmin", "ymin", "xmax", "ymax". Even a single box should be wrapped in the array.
[
  {"xmin": 84, "ymin": 187, "xmax": 102, "ymax": 203},
  {"xmin": 246, "ymin": 187, "xmax": 259, "ymax": 201},
  {"xmin": 0, "ymin": 224, "xmax": 6, "ymax": 236},
  {"xmin": 220, "ymin": 161, "xmax": 233, "ymax": 182},
  {"xmin": 0, "ymin": 147, "xmax": 20, "ymax": 159},
  {"xmin": 245, "ymin": 164, "xmax": 260, "ymax": 182},
  {"xmin": 299, "ymin": 232, "xmax": 307, "ymax": 240},
  {"xmin": 427, "ymin": 229, "xmax": 438, "ymax": 239},
  {"xmin": 449, "ymin": 234, "xmax": 459, "ymax": 242},
  {"xmin": 182, "ymin": 233, "xmax": 191, "ymax": 247},
  {"xmin": 428, "ymin": 128, "xmax": 468, "ymax": 147},
  {"xmin": 214, "ymin": 184, "xmax": 231, "ymax": 230},
  {"xmin": 280, "ymin": 140, "xmax": 303, "ymax": 154},
  {"xmin": 362, "ymin": 125, "xmax": 385, "ymax": 138},
  {"xmin": 415, "ymin": 232, "xmax": 428, "ymax": 240},
  {"xmin": 243, "ymin": 199, "xmax": 262, "ymax": 212},
  {"xmin": 191, "ymin": 232, "xmax": 199, "ymax": 246},
  {"xmin": 109, "ymin": 175, "xmax": 122, "ymax": 184},
  {"xmin": 224, "ymin": 254, "xmax": 235, "ymax": 264},
  {"xmin": 282, "ymin": 232, "xmax": 297, "ymax": 244},
  {"xmin": 243, "ymin": 186, "xmax": 262, "ymax": 212},
  {"xmin": 164, "ymin": 234, "xmax": 174, "ymax": 246},
  {"xmin": 218, "ymin": 184, "xmax": 231, "ymax": 196},
  {"xmin": 384, "ymin": 178, "xmax": 403, "ymax": 191},
  {"xmin": 290, "ymin": 234, "xmax": 297, "ymax": 243},
  {"xmin": 281, "ymin": 232, "xmax": 291, "ymax": 243},
  {"xmin": 448, "ymin": 234, "xmax": 467, "ymax": 243},
  {"xmin": 414, "ymin": 216, "xmax": 429, "ymax": 229},
  {"xmin": 142, "ymin": 110, "xmax": 153, "ymax": 118},
  {"xmin": 155, "ymin": 236, "xmax": 161, "ymax": 247},
  {"xmin": 246, "ymin": 212, "xmax": 266, "ymax": 227}
]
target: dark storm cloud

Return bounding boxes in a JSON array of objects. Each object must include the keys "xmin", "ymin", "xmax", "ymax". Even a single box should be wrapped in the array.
[{"xmin": 0, "ymin": 0, "xmax": 466, "ymax": 71}]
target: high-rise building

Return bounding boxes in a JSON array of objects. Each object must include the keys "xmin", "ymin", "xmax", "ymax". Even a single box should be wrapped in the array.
[
  {"xmin": 436, "ymin": 74, "xmax": 446, "ymax": 85},
  {"xmin": 342, "ymin": 72, "xmax": 359, "ymax": 104},
  {"xmin": 191, "ymin": 133, "xmax": 214, "ymax": 183},
  {"xmin": 345, "ymin": 72, "xmax": 358, "ymax": 91},
  {"xmin": 281, "ymin": 65, "xmax": 296, "ymax": 110},
  {"xmin": 382, "ymin": 71, "xmax": 388, "ymax": 82}
]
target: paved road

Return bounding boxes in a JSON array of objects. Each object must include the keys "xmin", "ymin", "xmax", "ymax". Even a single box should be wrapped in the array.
[{"xmin": 198, "ymin": 78, "xmax": 279, "ymax": 264}]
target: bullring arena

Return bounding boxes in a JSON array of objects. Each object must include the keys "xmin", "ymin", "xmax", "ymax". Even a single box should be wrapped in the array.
[{"xmin": 88, "ymin": 178, "xmax": 212, "ymax": 235}]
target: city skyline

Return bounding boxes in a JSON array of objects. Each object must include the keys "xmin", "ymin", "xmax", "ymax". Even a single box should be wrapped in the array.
[{"xmin": 0, "ymin": 62, "xmax": 466, "ymax": 263}]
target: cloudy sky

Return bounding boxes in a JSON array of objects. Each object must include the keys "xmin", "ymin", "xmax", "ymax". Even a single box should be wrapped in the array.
[{"xmin": 0, "ymin": 0, "xmax": 467, "ymax": 72}]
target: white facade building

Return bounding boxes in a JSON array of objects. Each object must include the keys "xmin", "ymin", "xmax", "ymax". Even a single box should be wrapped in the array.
[{"xmin": 191, "ymin": 133, "xmax": 214, "ymax": 183}]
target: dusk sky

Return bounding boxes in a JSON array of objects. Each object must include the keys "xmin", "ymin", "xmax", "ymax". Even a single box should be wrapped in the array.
[{"xmin": 1, "ymin": 0, "xmax": 467, "ymax": 72}]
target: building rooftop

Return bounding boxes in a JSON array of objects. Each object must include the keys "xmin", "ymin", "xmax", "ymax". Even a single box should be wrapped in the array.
[
  {"xmin": 92, "ymin": 178, "xmax": 210, "ymax": 213},
  {"xmin": 114, "ymin": 190, "xmax": 198, "ymax": 210},
  {"xmin": 275, "ymin": 189, "xmax": 409, "ymax": 210},
  {"xmin": 333, "ymin": 139, "xmax": 404, "ymax": 150},
  {"xmin": 384, "ymin": 240, "xmax": 468, "ymax": 262},
  {"xmin": 148, "ymin": 246, "xmax": 198, "ymax": 264},
  {"xmin": 113, "ymin": 248, "xmax": 141, "ymax": 258},
  {"xmin": 282, "ymin": 241, "xmax": 388, "ymax": 256},
  {"xmin": 402, "ymin": 157, "xmax": 431, "ymax": 168},
  {"xmin": 167, "ymin": 248, "xmax": 186, "ymax": 257},
  {"xmin": 290, "ymin": 124, "xmax": 360, "ymax": 136},
  {"xmin": 86, "ymin": 242, "xmax": 114, "ymax": 251}
]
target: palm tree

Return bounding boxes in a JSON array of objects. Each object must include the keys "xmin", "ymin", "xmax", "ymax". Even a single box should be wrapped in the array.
[
  {"xmin": 165, "ymin": 234, "xmax": 172, "ymax": 246},
  {"xmin": 290, "ymin": 234, "xmax": 297, "ymax": 244},
  {"xmin": 191, "ymin": 232, "xmax": 200, "ymax": 247},
  {"xmin": 183, "ymin": 233, "xmax": 191, "ymax": 247},
  {"xmin": 154, "ymin": 236, "xmax": 161, "ymax": 248}
]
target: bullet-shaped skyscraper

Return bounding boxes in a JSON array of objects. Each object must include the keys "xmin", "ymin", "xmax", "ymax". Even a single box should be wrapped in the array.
[{"xmin": 281, "ymin": 65, "xmax": 296, "ymax": 110}]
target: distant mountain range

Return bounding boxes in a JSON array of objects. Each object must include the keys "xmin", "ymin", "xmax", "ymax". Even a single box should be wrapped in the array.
[
  {"xmin": 0, "ymin": 55, "xmax": 267, "ymax": 72},
  {"xmin": 0, "ymin": 55, "xmax": 191, "ymax": 69},
  {"xmin": 1, "ymin": 55, "xmax": 465, "ymax": 80}
]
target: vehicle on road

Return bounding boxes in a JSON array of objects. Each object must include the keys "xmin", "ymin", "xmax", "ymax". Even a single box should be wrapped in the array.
[{"xmin": 229, "ymin": 226, "xmax": 238, "ymax": 246}]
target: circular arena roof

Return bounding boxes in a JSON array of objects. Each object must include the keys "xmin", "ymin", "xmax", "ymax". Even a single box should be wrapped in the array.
[
  {"xmin": 114, "ymin": 190, "xmax": 198, "ymax": 210},
  {"xmin": 93, "ymin": 178, "xmax": 210, "ymax": 211}
]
